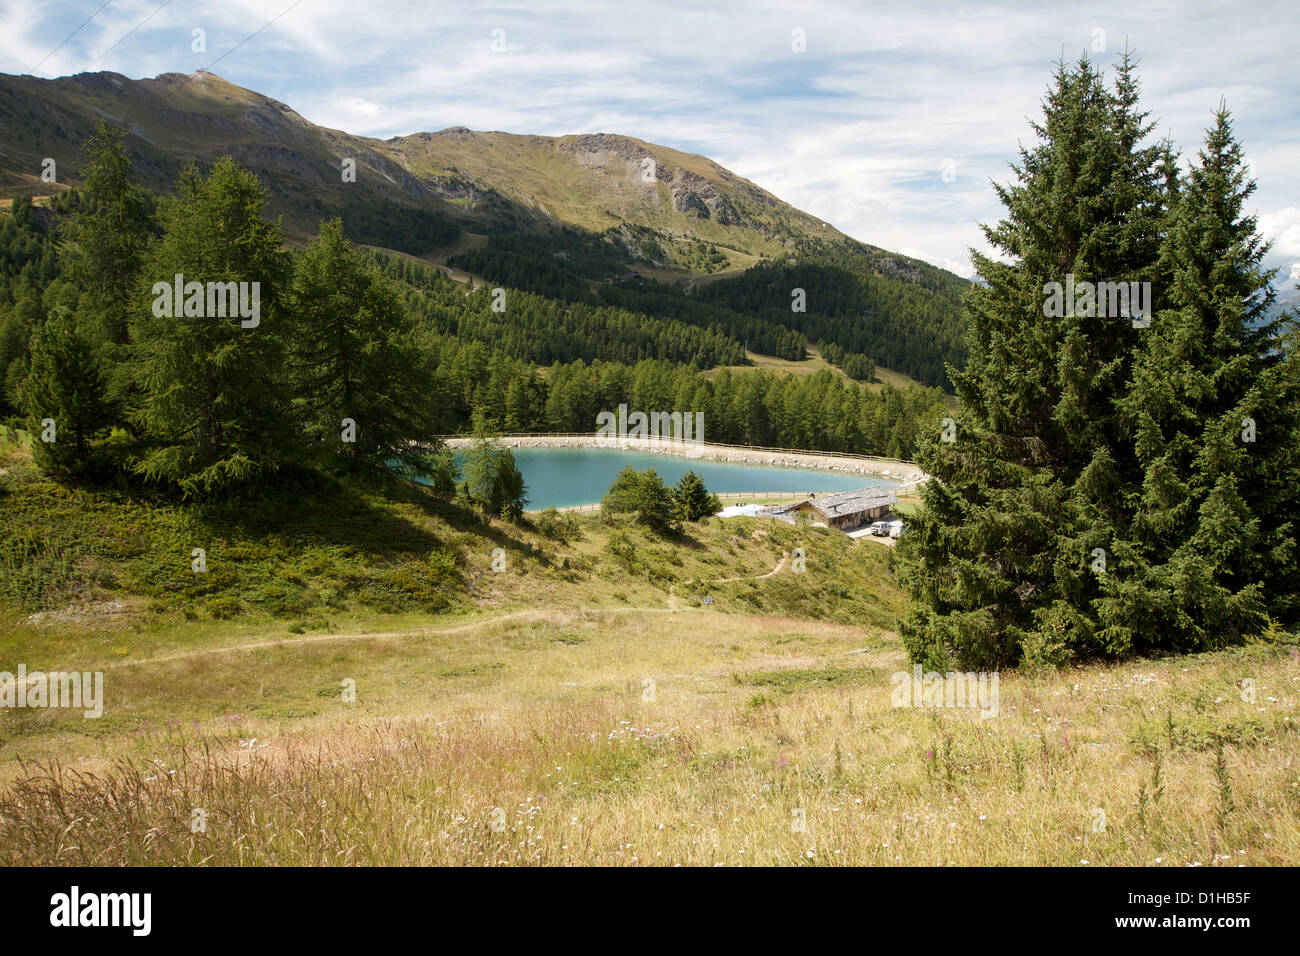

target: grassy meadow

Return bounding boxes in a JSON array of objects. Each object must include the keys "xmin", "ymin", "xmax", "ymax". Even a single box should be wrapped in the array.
[{"xmin": 0, "ymin": 430, "xmax": 1296, "ymax": 865}]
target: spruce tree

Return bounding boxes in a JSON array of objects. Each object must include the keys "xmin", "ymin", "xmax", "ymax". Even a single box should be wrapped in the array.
[
  {"xmin": 1047, "ymin": 50, "xmax": 1178, "ymax": 661},
  {"xmin": 895, "ymin": 56, "xmax": 1172, "ymax": 669},
  {"xmin": 1105, "ymin": 106, "xmax": 1300, "ymax": 650},
  {"xmin": 674, "ymin": 470, "xmax": 721, "ymax": 522},
  {"xmin": 1258, "ymin": 317, "xmax": 1300, "ymax": 622}
]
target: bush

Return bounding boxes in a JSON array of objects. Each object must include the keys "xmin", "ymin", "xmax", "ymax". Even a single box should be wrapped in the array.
[
  {"xmin": 208, "ymin": 596, "xmax": 242, "ymax": 619},
  {"xmin": 605, "ymin": 531, "xmax": 638, "ymax": 572},
  {"xmin": 536, "ymin": 505, "xmax": 580, "ymax": 541},
  {"xmin": 602, "ymin": 466, "xmax": 679, "ymax": 534}
]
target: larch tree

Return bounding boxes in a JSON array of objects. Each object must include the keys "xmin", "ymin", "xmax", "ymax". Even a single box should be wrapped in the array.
[
  {"xmin": 129, "ymin": 158, "xmax": 292, "ymax": 496},
  {"xmin": 63, "ymin": 123, "xmax": 157, "ymax": 346},
  {"xmin": 21, "ymin": 307, "xmax": 112, "ymax": 474},
  {"xmin": 286, "ymin": 218, "xmax": 440, "ymax": 474}
]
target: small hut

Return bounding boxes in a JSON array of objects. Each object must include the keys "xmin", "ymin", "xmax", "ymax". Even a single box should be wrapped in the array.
[{"xmin": 760, "ymin": 488, "xmax": 898, "ymax": 531}]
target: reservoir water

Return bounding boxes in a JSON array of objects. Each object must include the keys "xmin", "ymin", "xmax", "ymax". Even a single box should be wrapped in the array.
[{"xmin": 448, "ymin": 447, "xmax": 898, "ymax": 509}]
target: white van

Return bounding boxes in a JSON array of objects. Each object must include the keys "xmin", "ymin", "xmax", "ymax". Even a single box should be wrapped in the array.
[
  {"xmin": 868, "ymin": 520, "xmax": 892, "ymax": 536},
  {"xmin": 889, "ymin": 520, "xmax": 905, "ymax": 539}
]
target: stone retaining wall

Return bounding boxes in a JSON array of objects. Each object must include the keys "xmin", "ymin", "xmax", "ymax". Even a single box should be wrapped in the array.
[{"xmin": 442, "ymin": 435, "xmax": 929, "ymax": 486}]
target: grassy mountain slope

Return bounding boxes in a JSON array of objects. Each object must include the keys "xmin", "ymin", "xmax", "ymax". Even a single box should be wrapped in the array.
[
  {"xmin": 0, "ymin": 70, "xmax": 957, "ymax": 281},
  {"xmin": 0, "ymin": 71, "xmax": 470, "ymax": 246},
  {"xmin": 388, "ymin": 126, "xmax": 840, "ymax": 253},
  {"xmin": 2, "ymin": 427, "xmax": 1296, "ymax": 865}
]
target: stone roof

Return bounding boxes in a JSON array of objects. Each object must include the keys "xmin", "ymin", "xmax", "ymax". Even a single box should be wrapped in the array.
[{"xmin": 761, "ymin": 488, "xmax": 898, "ymax": 519}]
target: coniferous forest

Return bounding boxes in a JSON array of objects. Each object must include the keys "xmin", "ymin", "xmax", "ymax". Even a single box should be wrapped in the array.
[{"xmin": 0, "ymin": 127, "xmax": 952, "ymax": 494}]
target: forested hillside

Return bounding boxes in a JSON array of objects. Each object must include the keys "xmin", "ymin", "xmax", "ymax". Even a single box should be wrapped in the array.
[
  {"xmin": 0, "ymin": 69, "xmax": 970, "ymax": 400},
  {"xmin": 694, "ymin": 254, "xmax": 969, "ymax": 389},
  {"xmin": 445, "ymin": 233, "xmax": 967, "ymax": 386},
  {"xmin": 0, "ymin": 125, "xmax": 950, "ymax": 502}
]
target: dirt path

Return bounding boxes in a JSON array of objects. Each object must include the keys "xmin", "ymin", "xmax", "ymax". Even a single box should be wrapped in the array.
[
  {"xmin": 707, "ymin": 549, "xmax": 788, "ymax": 583},
  {"xmin": 32, "ymin": 607, "xmax": 679, "ymax": 676},
  {"xmin": 7, "ymin": 552, "xmax": 794, "ymax": 683}
]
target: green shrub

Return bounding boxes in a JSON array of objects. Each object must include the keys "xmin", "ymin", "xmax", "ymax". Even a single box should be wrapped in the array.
[
  {"xmin": 208, "ymin": 596, "xmax": 241, "ymax": 619},
  {"xmin": 602, "ymin": 467, "xmax": 679, "ymax": 534},
  {"xmin": 536, "ymin": 506, "xmax": 580, "ymax": 541},
  {"xmin": 606, "ymin": 531, "xmax": 638, "ymax": 572}
]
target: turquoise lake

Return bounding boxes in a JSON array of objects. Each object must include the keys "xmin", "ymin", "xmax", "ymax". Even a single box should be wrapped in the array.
[{"xmin": 447, "ymin": 447, "xmax": 897, "ymax": 509}]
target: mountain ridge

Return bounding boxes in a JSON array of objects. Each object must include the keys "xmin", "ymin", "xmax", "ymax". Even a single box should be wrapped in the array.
[
  {"xmin": 0, "ymin": 68, "xmax": 972, "ymax": 391},
  {"xmin": 0, "ymin": 69, "xmax": 941, "ymax": 281}
]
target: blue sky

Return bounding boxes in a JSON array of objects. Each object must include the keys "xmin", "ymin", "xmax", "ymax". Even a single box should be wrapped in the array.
[{"xmin": 3, "ymin": 1, "xmax": 1297, "ymax": 281}]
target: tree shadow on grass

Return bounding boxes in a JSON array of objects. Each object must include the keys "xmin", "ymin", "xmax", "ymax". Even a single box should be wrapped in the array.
[
  {"xmin": 386, "ymin": 479, "xmax": 558, "ymax": 568},
  {"xmin": 188, "ymin": 471, "xmax": 462, "ymax": 563},
  {"xmin": 49, "ymin": 463, "xmax": 549, "ymax": 572}
]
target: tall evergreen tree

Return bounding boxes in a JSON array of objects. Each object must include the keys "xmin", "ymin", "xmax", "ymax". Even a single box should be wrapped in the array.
[
  {"xmin": 1104, "ymin": 106, "xmax": 1300, "ymax": 650},
  {"xmin": 896, "ymin": 56, "xmax": 1173, "ymax": 669},
  {"xmin": 129, "ymin": 158, "xmax": 292, "ymax": 496},
  {"xmin": 1259, "ymin": 317, "xmax": 1300, "ymax": 621},
  {"xmin": 287, "ymin": 219, "xmax": 440, "ymax": 473},
  {"xmin": 21, "ymin": 307, "xmax": 112, "ymax": 474},
  {"xmin": 63, "ymin": 123, "xmax": 157, "ymax": 345},
  {"xmin": 1045, "ymin": 50, "xmax": 1180, "ymax": 661}
]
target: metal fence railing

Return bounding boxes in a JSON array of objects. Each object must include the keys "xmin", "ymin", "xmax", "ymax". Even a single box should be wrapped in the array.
[{"xmin": 433, "ymin": 433, "xmax": 917, "ymax": 467}]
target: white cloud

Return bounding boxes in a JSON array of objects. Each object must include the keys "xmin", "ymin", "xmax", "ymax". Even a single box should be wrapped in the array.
[
  {"xmin": 1259, "ymin": 207, "xmax": 1300, "ymax": 261},
  {"xmin": 2, "ymin": 0, "xmax": 1296, "ymax": 276}
]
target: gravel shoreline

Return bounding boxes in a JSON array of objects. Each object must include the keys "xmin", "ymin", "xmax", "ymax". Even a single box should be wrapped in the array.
[{"xmin": 443, "ymin": 435, "xmax": 929, "ymax": 491}]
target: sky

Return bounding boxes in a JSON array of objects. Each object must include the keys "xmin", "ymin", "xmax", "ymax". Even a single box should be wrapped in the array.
[{"xmin": 2, "ymin": 0, "xmax": 1297, "ymax": 281}]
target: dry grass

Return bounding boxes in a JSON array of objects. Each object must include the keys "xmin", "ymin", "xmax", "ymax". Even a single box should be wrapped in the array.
[
  {"xmin": 3, "ymin": 425, "xmax": 1293, "ymax": 865},
  {"xmin": 1, "ymin": 603, "xmax": 1295, "ymax": 866}
]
